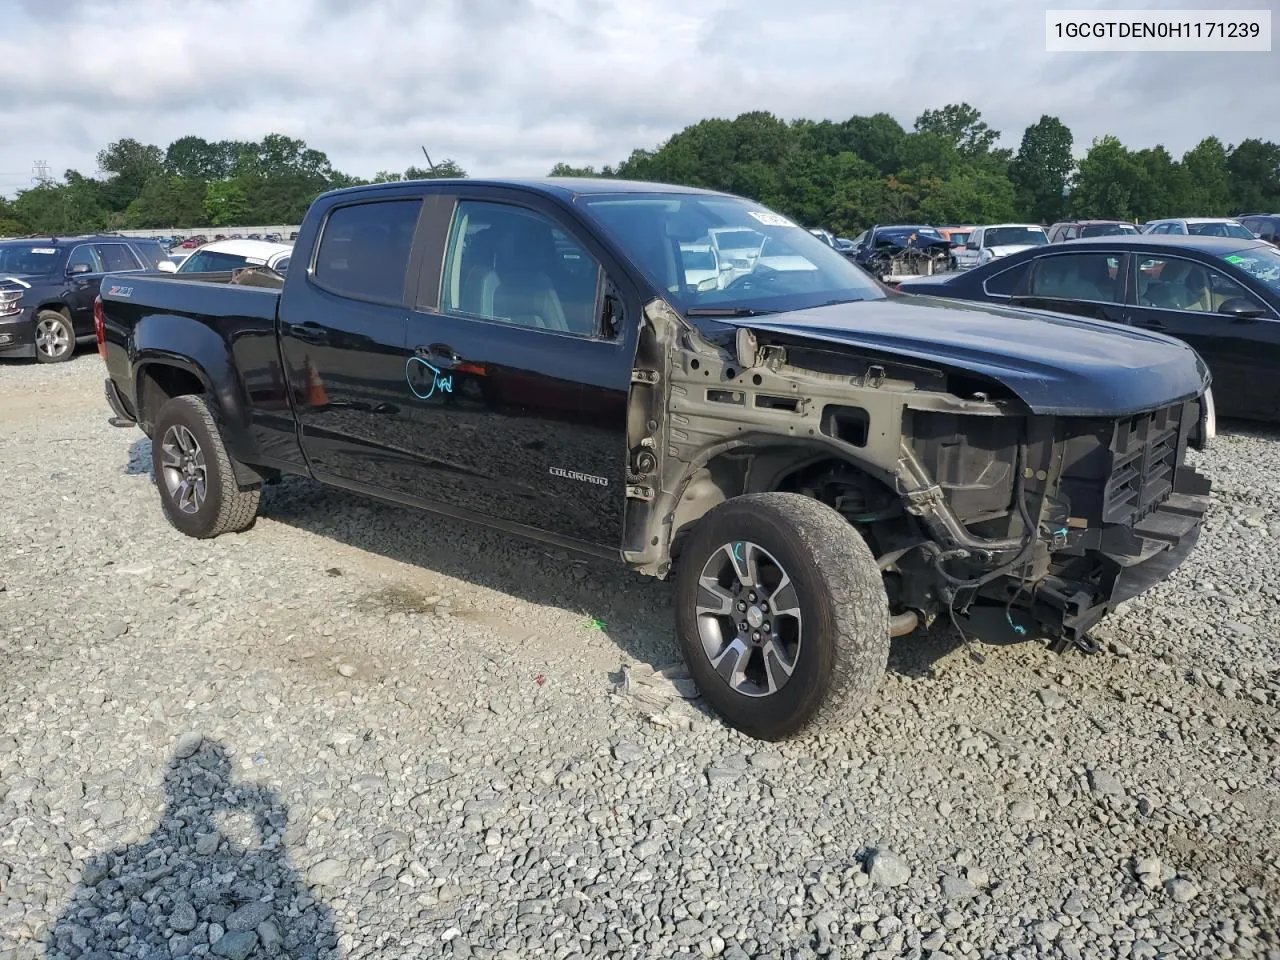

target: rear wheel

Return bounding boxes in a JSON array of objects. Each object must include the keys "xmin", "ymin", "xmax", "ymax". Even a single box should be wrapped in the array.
[
  {"xmin": 152, "ymin": 395, "xmax": 260, "ymax": 539},
  {"xmin": 33, "ymin": 310, "xmax": 75, "ymax": 363},
  {"xmin": 674, "ymin": 493, "xmax": 890, "ymax": 740}
]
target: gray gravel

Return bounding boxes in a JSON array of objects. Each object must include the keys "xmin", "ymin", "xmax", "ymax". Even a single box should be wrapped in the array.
[{"xmin": 1, "ymin": 354, "xmax": 1279, "ymax": 959}]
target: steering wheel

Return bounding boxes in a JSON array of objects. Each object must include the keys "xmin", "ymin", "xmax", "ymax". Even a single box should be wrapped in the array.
[{"xmin": 723, "ymin": 264, "xmax": 781, "ymax": 291}]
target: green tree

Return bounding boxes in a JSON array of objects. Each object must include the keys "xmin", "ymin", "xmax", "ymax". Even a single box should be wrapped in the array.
[
  {"xmin": 548, "ymin": 162, "xmax": 604, "ymax": 177},
  {"xmin": 1227, "ymin": 139, "xmax": 1280, "ymax": 213},
  {"xmin": 165, "ymin": 136, "xmax": 228, "ymax": 180},
  {"xmin": 125, "ymin": 176, "xmax": 208, "ymax": 228},
  {"xmin": 914, "ymin": 103, "xmax": 1000, "ymax": 158},
  {"xmin": 1069, "ymin": 136, "xmax": 1148, "ymax": 219},
  {"xmin": 1008, "ymin": 115, "xmax": 1074, "ymax": 223},
  {"xmin": 203, "ymin": 179, "xmax": 251, "ymax": 226},
  {"xmin": 405, "ymin": 159, "xmax": 467, "ymax": 179},
  {"xmin": 1181, "ymin": 137, "xmax": 1232, "ymax": 215},
  {"xmin": 97, "ymin": 138, "xmax": 165, "ymax": 211}
]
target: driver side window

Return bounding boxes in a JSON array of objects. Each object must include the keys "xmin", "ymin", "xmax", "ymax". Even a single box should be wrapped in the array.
[{"xmin": 440, "ymin": 200, "xmax": 606, "ymax": 338}]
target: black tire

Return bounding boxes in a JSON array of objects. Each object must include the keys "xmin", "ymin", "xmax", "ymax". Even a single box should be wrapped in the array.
[
  {"xmin": 151, "ymin": 395, "xmax": 261, "ymax": 539},
  {"xmin": 674, "ymin": 493, "xmax": 890, "ymax": 740},
  {"xmin": 33, "ymin": 310, "xmax": 75, "ymax": 363}
]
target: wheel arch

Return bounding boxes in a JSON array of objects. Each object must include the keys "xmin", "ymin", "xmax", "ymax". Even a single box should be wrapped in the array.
[
  {"xmin": 133, "ymin": 356, "xmax": 267, "ymax": 489},
  {"xmin": 35, "ymin": 301, "xmax": 72, "ymax": 320},
  {"xmin": 666, "ymin": 434, "xmax": 899, "ymax": 566}
]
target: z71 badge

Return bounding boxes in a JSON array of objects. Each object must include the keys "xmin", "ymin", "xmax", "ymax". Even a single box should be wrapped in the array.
[{"xmin": 106, "ymin": 285, "xmax": 134, "ymax": 298}]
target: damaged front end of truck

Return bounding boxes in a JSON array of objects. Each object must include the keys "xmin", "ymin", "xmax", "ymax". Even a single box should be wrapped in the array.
[{"xmin": 622, "ymin": 296, "xmax": 1212, "ymax": 651}]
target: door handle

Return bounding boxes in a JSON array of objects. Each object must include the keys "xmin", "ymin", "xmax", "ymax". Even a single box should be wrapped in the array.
[
  {"xmin": 291, "ymin": 322, "xmax": 327, "ymax": 344},
  {"xmin": 415, "ymin": 343, "xmax": 459, "ymax": 368}
]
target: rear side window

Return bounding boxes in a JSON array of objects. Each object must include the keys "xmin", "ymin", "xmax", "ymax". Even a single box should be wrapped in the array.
[
  {"xmin": 314, "ymin": 200, "xmax": 423, "ymax": 304},
  {"xmin": 95, "ymin": 243, "xmax": 142, "ymax": 271},
  {"xmin": 982, "ymin": 261, "xmax": 1029, "ymax": 296},
  {"xmin": 129, "ymin": 240, "xmax": 167, "ymax": 268},
  {"xmin": 1029, "ymin": 253, "xmax": 1123, "ymax": 303}
]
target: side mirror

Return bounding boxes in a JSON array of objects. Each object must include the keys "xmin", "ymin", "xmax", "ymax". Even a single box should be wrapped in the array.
[
  {"xmin": 67, "ymin": 263, "xmax": 93, "ymax": 276},
  {"xmin": 1217, "ymin": 297, "xmax": 1266, "ymax": 320},
  {"xmin": 157, "ymin": 260, "xmax": 178, "ymax": 273}
]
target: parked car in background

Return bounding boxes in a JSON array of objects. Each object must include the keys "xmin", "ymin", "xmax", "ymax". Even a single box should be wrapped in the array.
[
  {"xmin": 935, "ymin": 226, "xmax": 976, "ymax": 268},
  {"xmin": 1239, "ymin": 214, "xmax": 1280, "ymax": 247},
  {"xmin": 173, "ymin": 238, "xmax": 293, "ymax": 275},
  {"xmin": 180, "ymin": 235, "xmax": 208, "ymax": 249},
  {"xmin": 0, "ymin": 235, "xmax": 166, "ymax": 362},
  {"xmin": 953, "ymin": 224, "xmax": 1048, "ymax": 270},
  {"xmin": 850, "ymin": 225, "xmax": 953, "ymax": 283},
  {"xmin": 895, "ymin": 234, "xmax": 1280, "ymax": 422},
  {"xmin": 679, "ymin": 242, "xmax": 722, "ymax": 288},
  {"xmin": 264, "ymin": 232, "xmax": 284, "ymax": 244},
  {"xmin": 247, "ymin": 233, "xmax": 263, "ymax": 241},
  {"xmin": 1047, "ymin": 220, "xmax": 1140, "ymax": 242},
  {"xmin": 1143, "ymin": 218, "xmax": 1256, "ymax": 240}
]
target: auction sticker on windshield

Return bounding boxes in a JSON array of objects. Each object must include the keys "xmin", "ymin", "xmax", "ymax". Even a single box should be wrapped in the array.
[
  {"xmin": 748, "ymin": 211, "xmax": 798, "ymax": 228},
  {"xmin": 32, "ymin": 248, "xmax": 56, "ymax": 254}
]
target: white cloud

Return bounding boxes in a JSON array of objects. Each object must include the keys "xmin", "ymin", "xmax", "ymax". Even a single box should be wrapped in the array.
[{"xmin": 0, "ymin": 0, "xmax": 1275, "ymax": 196}]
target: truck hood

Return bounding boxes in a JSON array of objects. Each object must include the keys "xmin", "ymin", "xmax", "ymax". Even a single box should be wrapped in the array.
[{"xmin": 725, "ymin": 296, "xmax": 1209, "ymax": 417}]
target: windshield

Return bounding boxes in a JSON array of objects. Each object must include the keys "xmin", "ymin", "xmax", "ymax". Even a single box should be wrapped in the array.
[
  {"xmin": 1189, "ymin": 221, "xmax": 1256, "ymax": 240},
  {"xmin": 579, "ymin": 193, "xmax": 884, "ymax": 314},
  {"xmin": 1081, "ymin": 223, "xmax": 1139, "ymax": 237},
  {"xmin": 0, "ymin": 242, "xmax": 63, "ymax": 277},
  {"xmin": 985, "ymin": 227, "xmax": 1048, "ymax": 247},
  {"xmin": 1222, "ymin": 246, "xmax": 1280, "ymax": 295}
]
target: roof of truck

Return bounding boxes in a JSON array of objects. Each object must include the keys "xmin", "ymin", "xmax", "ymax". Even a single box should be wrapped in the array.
[{"xmin": 323, "ymin": 177, "xmax": 726, "ymax": 203}]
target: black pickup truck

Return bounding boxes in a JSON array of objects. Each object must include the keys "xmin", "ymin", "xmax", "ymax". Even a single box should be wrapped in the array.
[{"xmin": 97, "ymin": 178, "xmax": 1213, "ymax": 741}]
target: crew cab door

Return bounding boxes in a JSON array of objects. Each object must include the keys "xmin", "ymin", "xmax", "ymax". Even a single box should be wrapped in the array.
[
  {"xmin": 396, "ymin": 189, "xmax": 639, "ymax": 549},
  {"xmin": 1010, "ymin": 250, "xmax": 1129, "ymax": 323},
  {"xmin": 277, "ymin": 194, "xmax": 426, "ymax": 486}
]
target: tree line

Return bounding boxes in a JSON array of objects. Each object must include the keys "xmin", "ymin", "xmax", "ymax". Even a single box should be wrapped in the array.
[
  {"xmin": 550, "ymin": 104, "xmax": 1280, "ymax": 236},
  {"xmin": 2, "ymin": 105, "xmax": 1278, "ymax": 238},
  {"xmin": 0, "ymin": 134, "xmax": 466, "ymax": 236}
]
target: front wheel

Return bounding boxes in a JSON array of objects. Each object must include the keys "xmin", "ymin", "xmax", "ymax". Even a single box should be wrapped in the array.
[
  {"xmin": 33, "ymin": 310, "xmax": 75, "ymax": 363},
  {"xmin": 674, "ymin": 493, "xmax": 890, "ymax": 740},
  {"xmin": 151, "ymin": 395, "xmax": 261, "ymax": 539}
]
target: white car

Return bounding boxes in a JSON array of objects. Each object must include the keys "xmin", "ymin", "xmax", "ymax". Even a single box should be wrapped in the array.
[
  {"xmin": 679, "ymin": 243, "xmax": 722, "ymax": 288},
  {"xmin": 954, "ymin": 224, "xmax": 1048, "ymax": 269},
  {"xmin": 1142, "ymin": 217, "xmax": 1256, "ymax": 240},
  {"xmin": 161, "ymin": 239, "xmax": 293, "ymax": 275}
]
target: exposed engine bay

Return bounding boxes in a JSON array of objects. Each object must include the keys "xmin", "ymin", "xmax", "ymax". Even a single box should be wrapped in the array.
[
  {"xmin": 866, "ymin": 230, "xmax": 955, "ymax": 283},
  {"xmin": 623, "ymin": 300, "xmax": 1211, "ymax": 654}
]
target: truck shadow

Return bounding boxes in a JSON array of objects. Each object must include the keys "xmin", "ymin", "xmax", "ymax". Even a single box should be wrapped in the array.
[
  {"xmin": 45, "ymin": 737, "xmax": 338, "ymax": 959},
  {"xmin": 122, "ymin": 435, "xmax": 1017, "ymax": 682}
]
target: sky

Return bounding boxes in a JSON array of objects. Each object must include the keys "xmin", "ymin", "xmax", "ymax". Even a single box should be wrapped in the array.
[{"xmin": 0, "ymin": 0, "xmax": 1276, "ymax": 196}]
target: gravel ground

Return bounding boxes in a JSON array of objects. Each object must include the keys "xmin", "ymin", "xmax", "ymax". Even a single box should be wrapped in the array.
[{"xmin": 1, "ymin": 353, "xmax": 1278, "ymax": 960}]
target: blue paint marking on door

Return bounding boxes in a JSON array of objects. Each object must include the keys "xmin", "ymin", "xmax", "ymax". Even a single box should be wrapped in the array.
[{"xmin": 406, "ymin": 355, "xmax": 454, "ymax": 400}]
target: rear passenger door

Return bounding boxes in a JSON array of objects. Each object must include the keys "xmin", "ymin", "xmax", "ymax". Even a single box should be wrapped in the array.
[
  {"xmin": 1010, "ymin": 251, "xmax": 1129, "ymax": 323},
  {"xmin": 278, "ymin": 195, "xmax": 427, "ymax": 487},
  {"xmin": 396, "ymin": 189, "xmax": 641, "ymax": 549}
]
